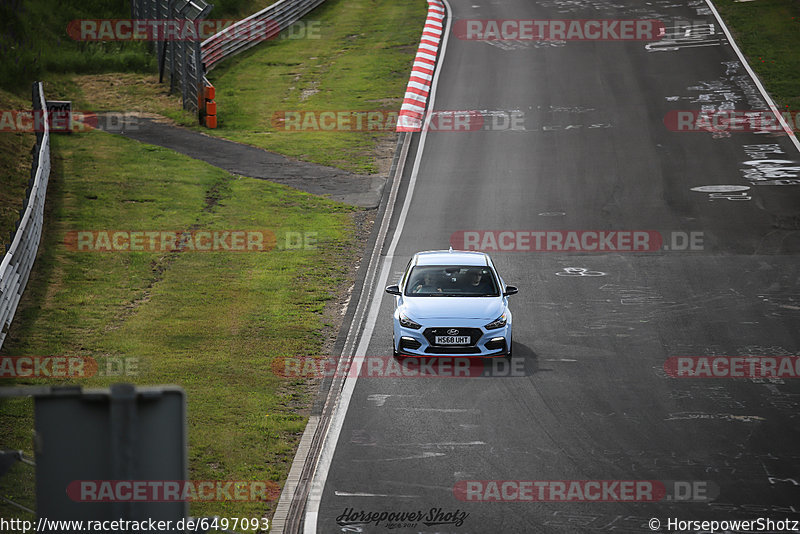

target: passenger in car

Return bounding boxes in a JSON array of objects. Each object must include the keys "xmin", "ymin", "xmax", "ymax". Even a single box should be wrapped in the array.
[{"xmin": 412, "ymin": 272, "xmax": 442, "ymax": 294}]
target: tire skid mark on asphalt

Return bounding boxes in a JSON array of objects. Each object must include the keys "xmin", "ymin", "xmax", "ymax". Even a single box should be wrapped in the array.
[
  {"xmin": 351, "ymin": 452, "xmax": 447, "ymax": 462},
  {"xmin": 382, "ymin": 407, "xmax": 481, "ymax": 413},
  {"xmin": 664, "ymin": 412, "xmax": 766, "ymax": 422},
  {"xmin": 333, "ymin": 491, "xmax": 420, "ymax": 498},
  {"xmin": 391, "ymin": 441, "xmax": 486, "ymax": 446}
]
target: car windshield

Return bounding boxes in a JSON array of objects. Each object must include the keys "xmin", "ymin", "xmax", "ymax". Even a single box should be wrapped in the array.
[{"xmin": 404, "ymin": 265, "xmax": 500, "ymax": 297}]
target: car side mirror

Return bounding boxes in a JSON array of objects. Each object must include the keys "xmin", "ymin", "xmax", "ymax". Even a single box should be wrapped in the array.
[
  {"xmin": 504, "ymin": 285, "xmax": 518, "ymax": 296},
  {"xmin": 385, "ymin": 285, "xmax": 401, "ymax": 296}
]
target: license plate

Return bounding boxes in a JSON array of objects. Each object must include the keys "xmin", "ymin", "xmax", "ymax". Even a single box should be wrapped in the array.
[{"xmin": 435, "ymin": 335, "xmax": 470, "ymax": 345}]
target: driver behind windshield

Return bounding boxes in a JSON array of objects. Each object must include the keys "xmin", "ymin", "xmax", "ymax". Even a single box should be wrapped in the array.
[
  {"xmin": 410, "ymin": 271, "xmax": 441, "ymax": 294},
  {"xmin": 464, "ymin": 268, "xmax": 496, "ymax": 296}
]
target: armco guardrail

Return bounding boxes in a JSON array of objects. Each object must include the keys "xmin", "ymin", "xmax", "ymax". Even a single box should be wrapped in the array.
[
  {"xmin": 200, "ymin": 0, "xmax": 326, "ymax": 72},
  {"xmin": 0, "ymin": 82, "xmax": 51, "ymax": 352}
]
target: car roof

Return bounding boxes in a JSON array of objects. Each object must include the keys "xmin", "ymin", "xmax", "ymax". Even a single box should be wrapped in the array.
[{"xmin": 413, "ymin": 250, "xmax": 490, "ymax": 267}]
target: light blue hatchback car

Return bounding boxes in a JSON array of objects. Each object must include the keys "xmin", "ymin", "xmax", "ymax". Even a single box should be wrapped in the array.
[{"xmin": 385, "ymin": 249, "xmax": 518, "ymax": 358}]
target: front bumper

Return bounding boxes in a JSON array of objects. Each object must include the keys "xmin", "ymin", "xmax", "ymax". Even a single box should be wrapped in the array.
[{"xmin": 393, "ymin": 321, "xmax": 511, "ymax": 358}]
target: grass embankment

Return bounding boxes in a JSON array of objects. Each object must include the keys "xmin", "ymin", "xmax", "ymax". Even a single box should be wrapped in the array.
[
  {"xmin": 0, "ymin": 0, "xmax": 152, "ymax": 94},
  {"xmin": 0, "ymin": 89, "xmax": 34, "ymax": 249},
  {"xmin": 714, "ymin": 0, "xmax": 800, "ymax": 112},
  {"xmin": 199, "ymin": 0, "xmax": 427, "ymax": 173},
  {"xmin": 0, "ymin": 128, "xmax": 358, "ymax": 520}
]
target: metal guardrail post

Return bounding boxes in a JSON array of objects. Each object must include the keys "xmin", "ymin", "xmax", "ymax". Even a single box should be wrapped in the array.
[
  {"xmin": 154, "ymin": 0, "xmax": 163, "ymax": 67},
  {"xmin": 168, "ymin": 0, "xmax": 177, "ymax": 93},
  {"xmin": 193, "ymin": 42, "xmax": 203, "ymax": 116},
  {"xmin": 179, "ymin": 40, "xmax": 190, "ymax": 110}
]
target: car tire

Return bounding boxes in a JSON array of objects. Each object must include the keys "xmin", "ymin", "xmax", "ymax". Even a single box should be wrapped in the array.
[{"xmin": 505, "ymin": 338, "xmax": 513, "ymax": 360}]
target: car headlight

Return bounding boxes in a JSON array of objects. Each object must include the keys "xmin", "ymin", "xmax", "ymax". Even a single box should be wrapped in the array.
[
  {"xmin": 398, "ymin": 312, "xmax": 422, "ymax": 330},
  {"xmin": 484, "ymin": 313, "xmax": 507, "ymax": 330}
]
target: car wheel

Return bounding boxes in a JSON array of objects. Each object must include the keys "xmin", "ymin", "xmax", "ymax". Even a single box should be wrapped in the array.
[
  {"xmin": 505, "ymin": 338, "xmax": 513, "ymax": 360},
  {"xmin": 393, "ymin": 336, "xmax": 403, "ymax": 359}
]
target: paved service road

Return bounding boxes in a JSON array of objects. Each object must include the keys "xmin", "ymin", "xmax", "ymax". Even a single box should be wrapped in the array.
[{"xmin": 306, "ymin": 0, "xmax": 800, "ymax": 531}]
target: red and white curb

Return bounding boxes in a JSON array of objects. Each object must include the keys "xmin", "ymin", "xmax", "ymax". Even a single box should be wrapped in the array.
[{"xmin": 397, "ymin": 0, "xmax": 446, "ymax": 132}]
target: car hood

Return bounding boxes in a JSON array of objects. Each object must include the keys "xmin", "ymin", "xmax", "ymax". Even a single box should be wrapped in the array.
[{"xmin": 401, "ymin": 297, "xmax": 505, "ymax": 320}]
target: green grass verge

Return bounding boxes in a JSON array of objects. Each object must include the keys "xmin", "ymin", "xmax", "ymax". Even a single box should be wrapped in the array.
[
  {"xmin": 198, "ymin": 0, "xmax": 427, "ymax": 174},
  {"xmin": 0, "ymin": 89, "xmax": 34, "ymax": 250},
  {"xmin": 714, "ymin": 0, "xmax": 800, "ymax": 112},
  {"xmin": 0, "ymin": 0, "xmax": 153, "ymax": 94},
  {"xmin": 0, "ymin": 128, "xmax": 359, "ymax": 520}
]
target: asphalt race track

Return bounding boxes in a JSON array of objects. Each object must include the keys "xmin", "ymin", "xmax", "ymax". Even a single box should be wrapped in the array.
[{"xmin": 304, "ymin": 0, "xmax": 800, "ymax": 531}]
